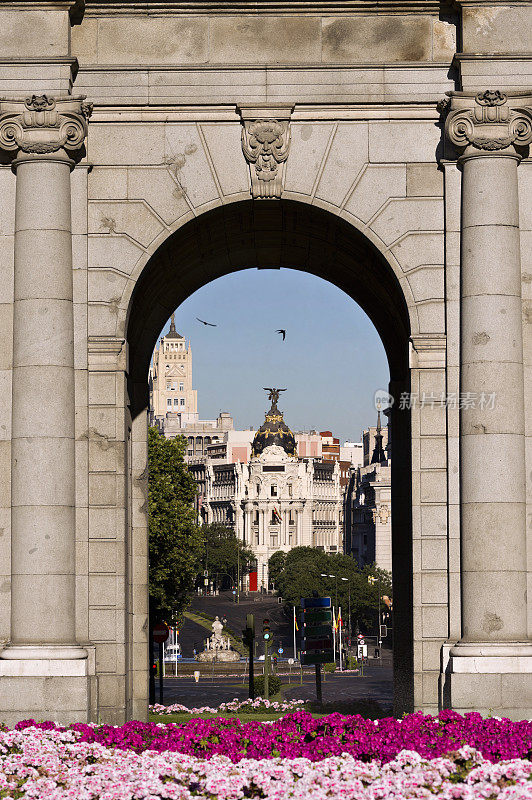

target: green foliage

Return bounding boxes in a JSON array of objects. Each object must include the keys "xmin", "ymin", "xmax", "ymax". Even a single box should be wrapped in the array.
[
  {"xmin": 254, "ymin": 674, "xmax": 282, "ymax": 697},
  {"xmin": 274, "ymin": 546, "xmax": 392, "ymax": 633},
  {"xmin": 267, "ymin": 551, "xmax": 286, "ymax": 589},
  {"xmin": 323, "ymin": 662, "xmax": 336, "ymax": 673},
  {"xmin": 148, "ymin": 427, "xmax": 204, "ymax": 623},
  {"xmin": 201, "ymin": 523, "xmax": 255, "ymax": 589}
]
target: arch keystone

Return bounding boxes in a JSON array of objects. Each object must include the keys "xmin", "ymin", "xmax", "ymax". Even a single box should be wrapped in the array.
[{"xmin": 238, "ymin": 105, "xmax": 294, "ymax": 199}]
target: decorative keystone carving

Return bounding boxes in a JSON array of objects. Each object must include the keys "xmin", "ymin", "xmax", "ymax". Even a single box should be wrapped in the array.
[
  {"xmin": 0, "ymin": 95, "xmax": 91, "ymax": 160},
  {"xmin": 238, "ymin": 105, "xmax": 294, "ymax": 199},
  {"xmin": 373, "ymin": 505, "xmax": 390, "ymax": 525},
  {"xmin": 443, "ymin": 90, "xmax": 532, "ymax": 157}
]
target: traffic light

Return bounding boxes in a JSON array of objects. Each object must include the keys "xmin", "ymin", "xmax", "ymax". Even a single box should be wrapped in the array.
[
  {"xmin": 262, "ymin": 618, "xmax": 271, "ymax": 641},
  {"xmin": 242, "ymin": 614, "xmax": 255, "ymax": 649}
]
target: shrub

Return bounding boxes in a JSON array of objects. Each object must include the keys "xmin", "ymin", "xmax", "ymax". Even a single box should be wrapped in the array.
[
  {"xmin": 254, "ymin": 674, "xmax": 282, "ymax": 696},
  {"xmin": 323, "ymin": 662, "xmax": 336, "ymax": 673}
]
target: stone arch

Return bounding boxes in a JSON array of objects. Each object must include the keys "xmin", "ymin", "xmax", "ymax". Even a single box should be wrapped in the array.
[
  {"xmin": 125, "ymin": 196, "xmax": 414, "ymax": 714},
  {"xmin": 125, "ymin": 198, "xmax": 414, "ymax": 417}
]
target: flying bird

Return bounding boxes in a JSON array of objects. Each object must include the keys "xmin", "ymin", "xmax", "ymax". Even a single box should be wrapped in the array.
[
  {"xmin": 196, "ymin": 317, "xmax": 217, "ymax": 327},
  {"xmin": 276, "ymin": 329, "xmax": 286, "ymax": 341}
]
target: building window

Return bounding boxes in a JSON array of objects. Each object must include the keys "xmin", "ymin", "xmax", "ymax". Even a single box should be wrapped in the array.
[
  {"xmin": 255, "ymin": 534, "xmax": 260, "ymax": 545},
  {"xmin": 289, "ymin": 512, "xmax": 294, "ymax": 525},
  {"xmin": 256, "ymin": 483, "xmax": 260, "ymax": 497},
  {"xmin": 254, "ymin": 510, "xmax": 259, "ymax": 524},
  {"xmin": 179, "ymin": 382, "xmax": 184, "ymax": 391},
  {"xmin": 271, "ymin": 484, "xmax": 277, "ymax": 497},
  {"xmin": 173, "ymin": 398, "xmax": 179, "ymax": 406},
  {"xmin": 270, "ymin": 535, "xmax": 278, "ymax": 547},
  {"xmin": 167, "ymin": 399, "xmax": 172, "ymax": 407},
  {"xmin": 288, "ymin": 484, "xmax": 293, "ymax": 497},
  {"xmin": 288, "ymin": 534, "xmax": 293, "ymax": 545},
  {"xmin": 180, "ymin": 398, "xmax": 185, "ymax": 406}
]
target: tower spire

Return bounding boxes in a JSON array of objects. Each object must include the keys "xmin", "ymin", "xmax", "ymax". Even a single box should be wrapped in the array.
[
  {"xmin": 371, "ymin": 409, "xmax": 387, "ymax": 464},
  {"xmin": 165, "ymin": 312, "xmax": 181, "ymax": 339}
]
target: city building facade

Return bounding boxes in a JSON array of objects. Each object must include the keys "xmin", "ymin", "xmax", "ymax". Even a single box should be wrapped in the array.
[
  {"xmin": 344, "ymin": 413, "xmax": 392, "ymax": 573},
  {"xmin": 0, "ymin": 0, "xmax": 530, "ymax": 725}
]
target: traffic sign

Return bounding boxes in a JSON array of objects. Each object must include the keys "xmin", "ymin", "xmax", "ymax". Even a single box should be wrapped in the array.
[
  {"xmin": 358, "ymin": 638, "xmax": 365, "ymax": 645},
  {"xmin": 303, "ymin": 609, "xmax": 332, "ymax": 624},
  {"xmin": 278, "ymin": 647, "xmax": 284, "ymax": 654},
  {"xmin": 152, "ymin": 622, "xmax": 169, "ymax": 644},
  {"xmin": 303, "ymin": 636, "xmax": 333, "ymax": 650},
  {"xmin": 301, "ymin": 596, "xmax": 333, "ymax": 667},
  {"xmin": 357, "ymin": 634, "xmax": 364, "ymax": 640},
  {"xmin": 301, "ymin": 650, "xmax": 334, "ymax": 665},
  {"xmin": 301, "ymin": 596, "xmax": 331, "ymax": 609},
  {"xmin": 302, "ymin": 623, "xmax": 332, "ymax": 637}
]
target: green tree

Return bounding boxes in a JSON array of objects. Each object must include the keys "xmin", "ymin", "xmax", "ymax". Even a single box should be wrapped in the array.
[
  {"xmin": 274, "ymin": 547, "xmax": 392, "ymax": 634},
  {"xmin": 201, "ymin": 523, "xmax": 255, "ymax": 589},
  {"xmin": 148, "ymin": 427, "xmax": 204, "ymax": 623},
  {"xmin": 268, "ymin": 550, "xmax": 286, "ymax": 589}
]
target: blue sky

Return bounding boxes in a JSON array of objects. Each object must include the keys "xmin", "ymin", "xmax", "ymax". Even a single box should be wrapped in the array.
[{"xmin": 158, "ymin": 268, "xmax": 389, "ymax": 444}]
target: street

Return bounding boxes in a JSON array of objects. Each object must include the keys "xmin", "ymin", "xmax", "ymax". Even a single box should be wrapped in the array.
[{"xmin": 159, "ymin": 659, "xmax": 393, "ymax": 711}]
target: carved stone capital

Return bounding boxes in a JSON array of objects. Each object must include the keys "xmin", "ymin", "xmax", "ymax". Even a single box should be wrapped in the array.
[
  {"xmin": 238, "ymin": 105, "xmax": 294, "ymax": 199},
  {"xmin": 443, "ymin": 90, "xmax": 532, "ymax": 159},
  {"xmin": 0, "ymin": 95, "xmax": 91, "ymax": 163}
]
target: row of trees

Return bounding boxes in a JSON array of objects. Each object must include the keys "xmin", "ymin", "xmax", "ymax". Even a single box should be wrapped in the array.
[
  {"xmin": 148, "ymin": 428, "xmax": 253, "ymax": 624},
  {"xmin": 269, "ymin": 548, "xmax": 392, "ymax": 632}
]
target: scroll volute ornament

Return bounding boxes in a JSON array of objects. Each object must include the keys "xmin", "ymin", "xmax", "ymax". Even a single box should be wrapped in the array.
[
  {"xmin": 443, "ymin": 90, "xmax": 532, "ymax": 156},
  {"xmin": 0, "ymin": 95, "xmax": 91, "ymax": 159},
  {"xmin": 238, "ymin": 105, "xmax": 294, "ymax": 199}
]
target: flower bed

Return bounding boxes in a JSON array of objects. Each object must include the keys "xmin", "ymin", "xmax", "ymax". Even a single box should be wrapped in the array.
[
  {"xmin": 150, "ymin": 697, "xmax": 306, "ymax": 715},
  {"xmin": 14, "ymin": 710, "xmax": 532, "ymax": 764},
  {"xmin": 2, "ymin": 726, "xmax": 532, "ymax": 799}
]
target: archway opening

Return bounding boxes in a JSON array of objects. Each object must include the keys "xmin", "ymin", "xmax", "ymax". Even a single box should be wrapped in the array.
[{"xmin": 126, "ymin": 199, "xmax": 413, "ymax": 714}]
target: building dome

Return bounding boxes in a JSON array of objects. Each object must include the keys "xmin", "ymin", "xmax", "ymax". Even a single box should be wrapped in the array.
[{"xmin": 252, "ymin": 389, "xmax": 297, "ymax": 457}]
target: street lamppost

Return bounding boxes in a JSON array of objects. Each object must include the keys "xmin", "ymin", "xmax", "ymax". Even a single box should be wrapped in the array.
[
  {"xmin": 320, "ymin": 573, "xmax": 348, "ymax": 608},
  {"xmin": 368, "ymin": 574, "xmax": 381, "ymax": 647}
]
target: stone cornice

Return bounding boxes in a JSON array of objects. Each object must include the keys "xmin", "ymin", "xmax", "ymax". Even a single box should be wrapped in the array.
[
  {"xmin": 0, "ymin": 1, "xmax": 85, "ymax": 22},
  {"xmin": 0, "ymin": 94, "xmax": 91, "ymax": 162},
  {"xmin": 82, "ymin": 0, "xmax": 451, "ymax": 14},
  {"xmin": 442, "ymin": 90, "xmax": 532, "ymax": 158}
]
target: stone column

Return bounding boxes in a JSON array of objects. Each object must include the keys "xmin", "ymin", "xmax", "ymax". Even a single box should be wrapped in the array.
[
  {"xmin": 444, "ymin": 90, "xmax": 532, "ymax": 717},
  {"xmin": 0, "ymin": 95, "xmax": 92, "ymax": 723}
]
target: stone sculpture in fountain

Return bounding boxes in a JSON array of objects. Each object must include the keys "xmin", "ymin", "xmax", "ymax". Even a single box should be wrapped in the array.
[{"xmin": 195, "ymin": 616, "xmax": 240, "ymax": 662}]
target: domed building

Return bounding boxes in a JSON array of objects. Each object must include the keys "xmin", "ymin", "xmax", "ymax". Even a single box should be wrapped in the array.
[
  {"xmin": 189, "ymin": 389, "xmax": 343, "ymax": 591},
  {"xmin": 251, "ymin": 389, "xmax": 297, "ymax": 458}
]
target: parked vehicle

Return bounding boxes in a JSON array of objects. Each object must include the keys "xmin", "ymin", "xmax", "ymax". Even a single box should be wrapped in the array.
[{"xmin": 164, "ymin": 644, "xmax": 182, "ymax": 661}]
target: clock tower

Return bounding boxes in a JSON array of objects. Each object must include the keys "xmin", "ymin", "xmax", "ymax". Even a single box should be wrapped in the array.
[{"xmin": 149, "ymin": 314, "xmax": 198, "ymax": 422}]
